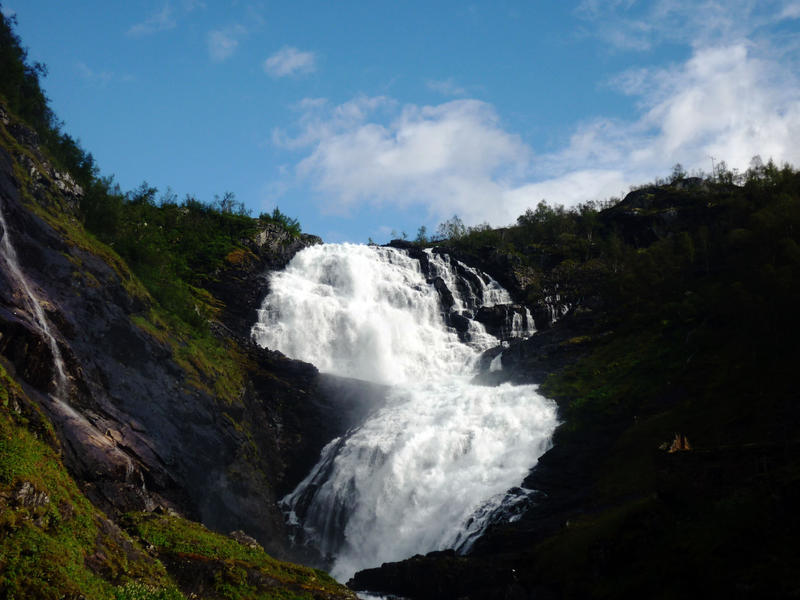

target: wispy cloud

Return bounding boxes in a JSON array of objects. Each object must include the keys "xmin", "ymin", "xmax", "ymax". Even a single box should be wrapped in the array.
[
  {"xmin": 1, "ymin": 6, "xmax": 15, "ymax": 18},
  {"xmin": 127, "ymin": 3, "xmax": 176, "ymax": 37},
  {"xmin": 263, "ymin": 46, "xmax": 316, "ymax": 77},
  {"xmin": 576, "ymin": 0, "xmax": 800, "ymax": 51},
  {"xmin": 76, "ymin": 62, "xmax": 114, "ymax": 86},
  {"xmin": 780, "ymin": 2, "xmax": 800, "ymax": 19},
  {"xmin": 427, "ymin": 78, "xmax": 467, "ymax": 97},
  {"xmin": 207, "ymin": 25, "xmax": 247, "ymax": 62},
  {"xmin": 183, "ymin": 0, "xmax": 205, "ymax": 10}
]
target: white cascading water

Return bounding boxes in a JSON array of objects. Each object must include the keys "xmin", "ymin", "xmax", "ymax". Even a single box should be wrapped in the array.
[
  {"xmin": 252, "ymin": 243, "xmax": 558, "ymax": 581},
  {"xmin": 0, "ymin": 202, "xmax": 68, "ymax": 396}
]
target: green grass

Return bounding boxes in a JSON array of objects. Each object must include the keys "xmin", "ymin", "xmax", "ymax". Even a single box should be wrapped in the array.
[
  {"xmin": 0, "ymin": 362, "xmax": 182, "ymax": 600},
  {"xmin": 131, "ymin": 307, "xmax": 246, "ymax": 406},
  {"xmin": 124, "ymin": 512, "xmax": 355, "ymax": 600}
]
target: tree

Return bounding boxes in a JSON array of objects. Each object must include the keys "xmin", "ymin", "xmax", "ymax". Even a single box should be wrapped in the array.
[
  {"xmin": 436, "ymin": 215, "xmax": 466, "ymax": 241},
  {"xmin": 670, "ymin": 163, "xmax": 687, "ymax": 183},
  {"xmin": 259, "ymin": 206, "xmax": 301, "ymax": 237},
  {"xmin": 214, "ymin": 191, "xmax": 249, "ymax": 216}
]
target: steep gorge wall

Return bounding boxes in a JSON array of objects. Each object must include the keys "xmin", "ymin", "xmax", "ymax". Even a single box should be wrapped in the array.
[{"xmin": 0, "ymin": 108, "xmax": 380, "ymax": 561}]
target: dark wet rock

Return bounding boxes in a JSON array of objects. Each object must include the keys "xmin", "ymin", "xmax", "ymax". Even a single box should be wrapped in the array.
[
  {"xmin": 349, "ymin": 550, "xmax": 520, "ymax": 600},
  {"xmin": 474, "ymin": 304, "xmax": 531, "ymax": 341},
  {"xmin": 474, "ymin": 310, "xmax": 594, "ymax": 386},
  {"xmin": 432, "ymin": 244, "xmax": 532, "ymax": 302},
  {"xmin": 449, "ymin": 311, "xmax": 471, "ymax": 334},
  {"xmin": 7, "ymin": 121, "xmax": 40, "ymax": 150},
  {"xmin": 386, "ymin": 239, "xmax": 415, "ymax": 250},
  {"xmin": 531, "ymin": 302, "xmax": 555, "ymax": 332},
  {"xmin": 430, "ymin": 276, "xmax": 454, "ymax": 311}
]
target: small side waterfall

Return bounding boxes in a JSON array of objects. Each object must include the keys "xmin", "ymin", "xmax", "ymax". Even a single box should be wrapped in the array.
[
  {"xmin": 0, "ymin": 200, "xmax": 136, "ymax": 479},
  {"xmin": 253, "ymin": 244, "xmax": 558, "ymax": 581},
  {"xmin": 0, "ymin": 202, "xmax": 68, "ymax": 396}
]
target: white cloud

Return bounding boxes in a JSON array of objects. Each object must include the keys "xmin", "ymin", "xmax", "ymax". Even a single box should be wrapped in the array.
[
  {"xmin": 127, "ymin": 3, "xmax": 176, "ymax": 37},
  {"xmin": 274, "ymin": 95, "xmax": 394, "ymax": 150},
  {"xmin": 263, "ymin": 46, "xmax": 316, "ymax": 77},
  {"xmin": 278, "ymin": 98, "xmax": 531, "ymax": 222},
  {"xmin": 277, "ymin": 38, "xmax": 800, "ymax": 228},
  {"xmin": 609, "ymin": 44, "xmax": 800, "ymax": 169},
  {"xmin": 521, "ymin": 43, "xmax": 800, "ymax": 210},
  {"xmin": 427, "ymin": 78, "xmax": 467, "ymax": 97},
  {"xmin": 270, "ymin": 3, "xmax": 799, "ymax": 228},
  {"xmin": 207, "ymin": 25, "xmax": 246, "ymax": 62}
]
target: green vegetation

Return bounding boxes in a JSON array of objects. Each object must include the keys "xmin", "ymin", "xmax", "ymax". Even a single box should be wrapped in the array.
[
  {"xmin": 0, "ymin": 9, "xmax": 302, "ymax": 337},
  {"xmin": 82, "ymin": 180, "xmax": 260, "ymax": 329},
  {"xmin": 0, "ymin": 9, "xmax": 305, "ymax": 406},
  {"xmin": 0, "ymin": 362, "xmax": 183, "ymax": 600},
  {"xmin": 260, "ymin": 207, "xmax": 302, "ymax": 238},
  {"xmin": 0, "ymin": 9, "xmax": 96, "ymax": 188},
  {"xmin": 0, "ymin": 357, "xmax": 354, "ymax": 599},
  {"xmin": 124, "ymin": 513, "xmax": 355, "ymax": 600},
  {"xmin": 113, "ymin": 582, "xmax": 185, "ymax": 600}
]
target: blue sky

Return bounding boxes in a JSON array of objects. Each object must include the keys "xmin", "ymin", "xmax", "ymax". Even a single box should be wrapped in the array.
[{"xmin": 5, "ymin": 1, "xmax": 800, "ymax": 242}]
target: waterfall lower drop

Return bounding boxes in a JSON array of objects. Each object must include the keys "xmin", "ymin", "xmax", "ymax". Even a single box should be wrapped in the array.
[{"xmin": 252, "ymin": 244, "xmax": 558, "ymax": 581}]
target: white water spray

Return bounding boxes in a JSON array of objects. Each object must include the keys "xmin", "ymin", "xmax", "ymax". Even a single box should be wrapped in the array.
[{"xmin": 252, "ymin": 244, "xmax": 557, "ymax": 581}]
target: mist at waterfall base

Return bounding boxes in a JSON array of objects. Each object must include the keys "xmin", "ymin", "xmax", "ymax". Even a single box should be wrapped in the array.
[{"xmin": 252, "ymin": 244, "xmax": 558, "ymax": 581}]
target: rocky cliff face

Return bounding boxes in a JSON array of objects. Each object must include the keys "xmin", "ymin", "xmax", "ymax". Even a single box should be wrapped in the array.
[{"xmin": 0, "ymin": 108, "xmax": 381, "ymax": 568}]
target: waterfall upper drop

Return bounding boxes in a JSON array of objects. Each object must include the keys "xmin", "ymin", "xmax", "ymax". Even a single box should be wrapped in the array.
[{"xmin": 251, "ymin": 244, "xmax": 558, "ymax": 581}]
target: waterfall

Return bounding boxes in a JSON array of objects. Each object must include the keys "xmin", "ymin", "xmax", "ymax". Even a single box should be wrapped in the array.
[
  {"xmin": 252, "ymin": 244, "xmax": 558, "ymax": 581},
  {"xmin": 0, "ymin": 201, "xmax": 138, "ymax": 482},
  {"xmin": 0, "ymin": 202, "xmax": 68, "ymax": 396}
]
